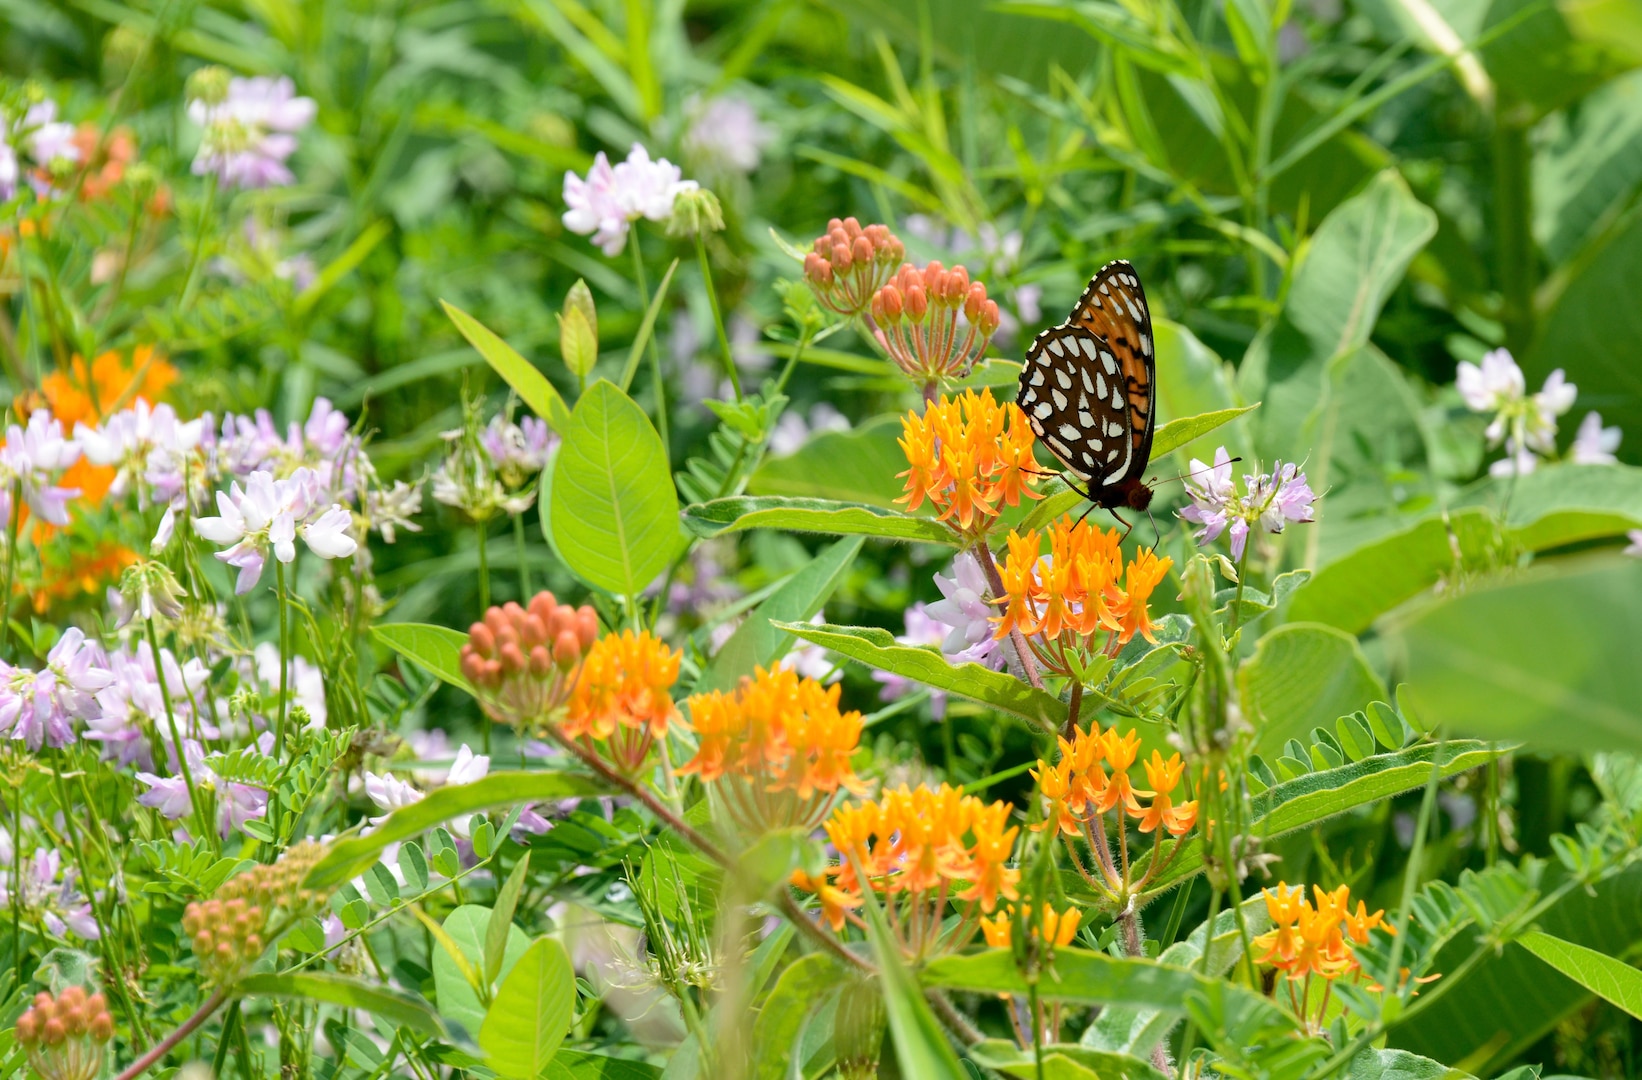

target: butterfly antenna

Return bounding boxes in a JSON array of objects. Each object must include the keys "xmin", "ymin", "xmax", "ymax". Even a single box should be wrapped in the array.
[
  {"xmin": 1145, "ymin": 505, "xmax": 1161, "ymax": 547},
  {"xmin": 1148, "ymin": 455, "xmax": 1244, "ymax": 489}
]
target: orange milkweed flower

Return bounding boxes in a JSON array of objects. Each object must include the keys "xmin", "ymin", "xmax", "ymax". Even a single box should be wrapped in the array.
[
  {"xmin": 1092, "ymin": 728, "xmax": 1143, "ymax": 815},
  {"xmin": 1251, "ymin": 882, "xmax": 1383, "ymax": 982},
  {"xmin": 1135, "ymin": 750, "xmax": 1197, "ymax": 836},
  {"xmin": 896, "ymin": 391, "xmax": 1042, "ymax": 538},
  {"xmin": 979, "ymin": 903, "xmax": 1082, "ymax": 950},
  {"xmin": 41, "ymin": 347, "xmax": 177, "ymax": 431},
  {"xmin": 959, "ymin": 799, "xmax": 1022, "ymax": 913},
  {"xmin": 562, "ymin": 630, "xmax": 682, "ymax": 773},
  {"xmin": 790, "ymin": 868, "xmax": 862, "ymax": 931}
]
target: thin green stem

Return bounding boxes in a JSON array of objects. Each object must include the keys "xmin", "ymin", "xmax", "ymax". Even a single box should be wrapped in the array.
[
  {"xmin": 476, "ymin": 521, "xmax": 490, "ymax": 614},
  {"xmin": 696, "ymin": 234, "xmax": 740, "ymax": 400},
  {"xmin": 0, "ymin": 480, "xmax": 21, "ymax": 659},
  {"xmin": 512, "ymin": 512, "xmax": 530, "ymax": 599},
  {"xmin": 147, "ymin": 618, "xmax": 212, "ymax": 851},
  {"xmin": 630, "ymin": 236, "xmax": 670, "ymax": 457}
]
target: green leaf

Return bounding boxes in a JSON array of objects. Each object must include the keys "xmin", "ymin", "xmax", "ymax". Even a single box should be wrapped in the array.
[
  {"xmin": 1237, "ymin": 623, "xmax": 1386, "ymax": 753},
  {"xmin": 752, "ymin": 953, "xmax": 847, "ymax": 1080},
  {"xmin": 442, "ymin": 300, "xmax": 571, "ymax": 431},
  {"xmin": 858, "ymin": 872, "xmax": 967, "ymax": 1079},
  {"xmin": 488, "ymin": 853, "xmax": 533, "ymax": 986},
  {"xmin": 1394, "ymin": 560, "xmax": 1642, "ymax": 753},
  {"xmin": 969, "ymin": 1040, "xmax": 1165, "ymax": 1080},
  {"xmin": 680, "ymin": 496, "xmax": 955, "ymax": 546},
  {"xmin": 373, "ymin": 623, "xmax": 474, "ymax": 695},
  {"xmin": 1285, "ymin": 170, "xmax": 1438, "ymax": 361},
  {"xmin": 697, "ymin": 537, "xmax": 862, "ymax": 692},
  {"xmin": 618, "ymin": 260, "xmax": 679, "ymax": 392},
  {"xmin": 550, "ymin": 380, "xmax": 683, "ymax": 597},
  {"xmin": 1533, "ymin": 69, "xmax": 1642, "ymax": 262},
  {"xmin": 1518, "ymin": 930, "xmax": 1642, "ymax": 1020},
  {"xmin": 1391, "ymin": 862, "xmax": 1642, "ymax": 1070},
  {"xmin": 1152, "ymin": 320, "xmax": 1250, "ymax": 467},
  {"xmin": 1141, "ymin": 740, "xmax": 1502, "ymax": 894},
  {"xmin": 922, "ymin": 947, "xmax": 1286, "ymax": 1027},
  {"xmin": 749, "ymin": 416, "xmax": 909, "ymax": 508},
  {"xmin": 480, "ymin": 937, "xmax": 577, "ymax": 1080},
  {"xmin": 434, "ymin": 905, "xmax": 532, "ymax": 1036},
  {"xmin": 1455, "ymin": 465, "xmax": 1642, "ymax": 552},
  {"xmin": 544, "ymin": 1051, "xmax": 662, "ymax": 1080},
  {"xmin": 306, "ymin": 773, "xmax": 609, "ymax": 889},
  {"xmin": 1150, "ymin": 405, "xmax": 1260, "ymax": 460},
  {"xmin": 772, "ymin": 621, "xmax": 1066, "ymax": 734},
  {"xmin": 235, "ymin": 972, "xmax": 444, "ymax": 1036},
  {"xmin": 1343, "ymin": 1048, "xmax": 1477, "ymax": 1080}
]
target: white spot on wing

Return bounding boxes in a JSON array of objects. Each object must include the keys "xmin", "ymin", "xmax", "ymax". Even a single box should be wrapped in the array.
[
  {"xmin": 1034, "ymin": 402, "xmax": 1052, "ymax": 419},
  {"xmin": 1095, "ymin": 372, "xmax": 1107, "ymax": 398},
  {"xmin": 1058, "ymin": 423, "xmax": 1081, "ymax": 442},
  {"xmin": 1047, "ymin": 339, "xmax": 1065, "ymax": 357},
  {"xmin": 1030, "ymin": 368, "xmax": 1045, "ymax": 386},
  {"xmin": 1080, "ymin": 369, "xmax": 1095, "ymax": 395},
  {"xmin": 1079, "ymin": 410, "xmax": 1096, "ymax": 427},
  {"xmin": 1055, "ymin": 368, "xmax": 1073, "ymax": 390},
  {"xmin": 1051, "ymin": 389, "xmax": 1067, "ymax": 410},
  {"xmin": 1100, "ymin": 351, "xmax": 1117, "ymax": 375}
]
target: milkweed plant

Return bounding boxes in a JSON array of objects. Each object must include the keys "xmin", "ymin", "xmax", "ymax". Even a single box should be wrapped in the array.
[{"xmin": 0, "ymin": 5, "xmax": 1639, "ymax": 1080}]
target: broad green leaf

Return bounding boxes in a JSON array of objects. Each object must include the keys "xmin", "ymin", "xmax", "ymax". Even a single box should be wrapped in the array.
[
  {"xmin": 752, "ymin": 953, "xmax": 847, "ymax": 1080},
  {"xmin": 1286, "ymin": 171, "xmax": 1437, "ymax": 361},
  {"xmin": 1140, "ymin": 740, "xmax": 1502, "ymax": 894},
  {"xmin": 1395, "ymin": 559, "xmax": 1642, "ymax": 753},
  {"xmin": 480, "ymin": 937, "xmax": 577, "ymax": 1079},
  {"xmin": 1238, "ymin": 623, "xmax": 1385, "ymax": 752},
  {"xmin": 1152, "ymin": 321, "xmax": 1249, "ymax": 468},
  {"xmin": 1518, "ymin": 930, "xmax": 1642, "ymax": 1020},
  {"xmin": 306, "ymin": 773, "xmax": 609, "ymax": 889},
  {"xmin": 680, "ymin": 496, "xmax": 954, "ymax": 546},
  {"xmin": 922, "ymin": 947, "xmax": 1286, "ymax": 1028},
  {"xmin": 1533, "ymin": 68, "xmax": 1642, "ymax": 262},
  {"xmin": 550, "ymin": 380, "xmax": 683, "ymax": 596},
  {"xmin": 442, "ymin": 300, "xmax": 571, "ymax": 431},
  {"xmin": 697, "ymin": 537, "xmax": 862, "ymax": 692},
  {"xmin": 373, "ymin": 623, "xmax": 474, "ymax": 694},
  {"xmin": 1455, "ymin": 464, "xmax": 1642, "ymax": 551},
  {"xmin": 773, "ymin": 621, "xmax": 1066, "ymax": 734},
  {"xmin": 749, "ymin": 416, "xmax": 909, "ymax": 508},
  {"xmin": 235, "ymin": 972, "xmax": 444, "ymax": 1036},
  {"xmin": 1343, "ymin": 1048, "xmax": 1477, "ymax": 1080},
  {"xmin": 434, "ymin": 905, "xmax": 532, "ymax": 1037},
  {"xmin": 969, "ymin": 1040, "xmax": 1165, "ymax": 1080},
  {"xmin": 544, "ymin": 1051, "xmax": 662, "ymax": 1079},
  {"xmin": 859, "ymin": 874, "xmax": 967, "ymax": 1079},
  {"xmin": 488, "ymin": 853, "xmax": 533, "ymax": 986},
  {"xmin": 1391, "ymin": 862, "xmax": 1642, "ymax": 1070},
  {"xmin": 1150, "ymin": 405, "xmax": 1260, "ymax": 461}
]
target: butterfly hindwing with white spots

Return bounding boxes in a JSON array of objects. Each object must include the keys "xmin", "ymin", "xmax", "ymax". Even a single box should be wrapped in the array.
[{"xmin": 1016, "ymin": 260, "xmax": 1157, "ymax": 509}]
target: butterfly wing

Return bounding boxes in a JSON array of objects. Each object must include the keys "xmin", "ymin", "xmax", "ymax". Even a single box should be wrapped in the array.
[
  {"xmin": 1017, "ymin": 323, "xmax": 1136, "ymax": 486},
  {"xmin": 1065, "ymin": 260, "xmax": 1156, "ymax": 487}
]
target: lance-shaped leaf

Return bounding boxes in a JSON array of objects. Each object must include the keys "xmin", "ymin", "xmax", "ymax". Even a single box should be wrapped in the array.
[
  {"xmin": 480, "ymin": 937, "xmax": 577, "ymax": 1079},
  {"xmin": 373, "ymin": 623, "xmax": 474, "ymax": 694},
  {"xmin": 773, "ymin": 621, "xmax": 1066, "ymax": 733},
  {"xmin": 442, "ymin": 301, "xmax": 571, "ymax": 431},
  {"xmin": 680, "ymin": 496, "xmax": 956, "ymax": 545},
  {"xmin": 236, "ymin": 972, "xmax": 444, "ymax": 1036}
]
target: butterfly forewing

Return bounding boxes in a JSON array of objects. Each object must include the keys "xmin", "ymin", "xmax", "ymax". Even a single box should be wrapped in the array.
[{"xmin": 1015, "ymin": 259, "xmax": 1158, "ymax": 508}]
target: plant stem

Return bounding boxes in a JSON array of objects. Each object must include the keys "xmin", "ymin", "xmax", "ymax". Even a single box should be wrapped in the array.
[
  {"xmin": 696, "ymin": 234, "xmax": 740, "ymax": 401},
  {"xmin": 271, "ymin": 559, "xmax": 291, "ymax": 849},
  {"xmin": 973, "ymin": 542, "xmax": 1045, "ymax": 693},
  {"xmin": 147, "ymin": 617, "xmax": 212, "ymax": 851},
  {"xmin": 11, "ymin": 777, "xmax": 22, "ymax": 987},
  {"xmin": 475, "ymin": 521, "xmax": 490, "ymax": 614},
  {"xmin": 0, "ymin": 480, "xmax": 21, "ymax": 659},
  {"xmin": 112, "ymin": 987, "xmax": 229, "ymax": 1080},
  {"xmin": 1493, "ymin": 109, "xmax": 1535, "ymax": 358},
  {"xmin": 513, "ymin": 512, "xmax": 530, "ymax": 599},
  {"xmin": 630, "ymin": 237, "xmax": 669, "ymax": 458}
]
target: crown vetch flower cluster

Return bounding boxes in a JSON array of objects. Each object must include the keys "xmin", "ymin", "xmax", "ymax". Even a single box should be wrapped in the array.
[
  {"xmin": 183, "ymin": 841, "xmax": 327, "ymax": 982},
  {"xmin": 897, "ymin": 391, "xmax": 1042, "ymax": 537},
  {"xmin": 1179, "ymin": 447, "xmax": 1314, "ymax": 561},
  {"xmin": 1252, "ymin": 881, "xmax": 1390, "ymax": 983},
  {"xmin": 562, "ymin": 143, "xmax": 697, "ymax": 256},
  {"xmin": 681, "ymin": 665, "xmax": 866, "ymax": 834},
  {"xmin": 0, "ymin": 409, "xmax": 82, "ymax": 527},
  {"xmin": 561, "ymin": 629, "xmax": 683, "ymax": 774},
  {"xmin": 803, "ymin": 217, "xmax": 905, "ymax": 317},
  {"xmin": 462, "ymin": 592, "xmax": 599, "ymax": 728},
  {"xmin": 795, "ymin": 783, "xmax": 1020, "ymax": 960},
  {"xmin": 15, "ymin": 986, "xmax": 113, "ymax": 1080},
  {"xmin": 186, "ymin": 71, "xmax": 316, "ymax": 189},
  {"xmin": 992, "ymin": 515, "xmax": 1173, "ymax": 662},
  {"xmin": 872, "ymin": 261, "xmax": 1001, "ymax": 385}
]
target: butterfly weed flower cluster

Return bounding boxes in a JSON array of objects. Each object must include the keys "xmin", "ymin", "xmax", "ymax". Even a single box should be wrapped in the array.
[
  {"xmin": 896, "ymin": 391, "xmax": 1042, "ymax": 540},
  {"xmin": 1251, "ymin": 882, "xmax": 1395, "ymax": 1030},
  {"xmin": 802, "ymin": 217, "xmax": 905, "ymax": 317}
]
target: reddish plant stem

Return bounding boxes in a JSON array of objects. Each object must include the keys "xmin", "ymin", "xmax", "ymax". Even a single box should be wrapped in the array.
[
  {"xmin": 113, "ymin": 988, "xmax": 228, "ymax": 1080},
  {"xmin": 971, "ymin": 542, "xmax": 1044, "ymax": 692}
]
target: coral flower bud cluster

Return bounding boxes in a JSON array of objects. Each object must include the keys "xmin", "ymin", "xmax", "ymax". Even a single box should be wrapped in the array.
[
  {"xmin": 183, "ymin": 895, "xmax": 268, "ymax": 982},
  {"xmin": 803, "ymin": 217, "xmax": 905, "ymax": 316},
  {"xmin": 461, "ymin": 591, "xmax": 599, "ymax": 727},
  {"xmin": 680, "ymin": 665, "xmax": 867, "ymax": 834},
  {"xmin": 16, "ymin": 987, "xmax": 114, "ymax": 1080},
  {"xmin": 896, "ymin": 391, "xmax": 1043, "ymax": 537},
  {"xmin": 872, "ymin": 260, "xmax": 1001, "ymax": 385}
]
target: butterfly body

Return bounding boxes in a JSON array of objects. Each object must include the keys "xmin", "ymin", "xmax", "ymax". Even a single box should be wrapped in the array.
[{"xmin": 1016, "ymin": 259, "xmax": 1157, "ymax": 517}]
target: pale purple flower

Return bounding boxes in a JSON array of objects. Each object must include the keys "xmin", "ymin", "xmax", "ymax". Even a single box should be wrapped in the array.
[
  {"xmin": 1571, "ymin": 411, "xmax": 1621, "ymax": 465},
  {"xmin": 21, "ymin": 100, "xmax": 77, "ymax": 168},
  {"xmin": 1530, "ymin": 369, "xmax": 1577, "ymax": 450},
  {"xmin": 76, "ymin": 400, "xmax": 204, "ymax": 508},
  {"xmin": 562, "ymin": 143, "xmax": 698, "ymax": 256},
  {"xmin": 1458, "ymin": 349, "xmax": 1580, "ymax": 474},
  {"xmin": 194, "ymin": 468, "xmax": 357, "ymax": 593},
  {"xmin": 252, "ymin": 642, "xmax": 327, "ymax": 729},
  {"xmin": 926, "ymin": 551, "xmax": 1004, "ymax": 668},
  {"xmin": 1178, "ymin": 447, "xmax": 1317, "ymax": 561},
  {"xmin": 1489, "ymin": 446, "xmax": 1539, "ymax": 478},
  {"xmin": 0, "ymin": 134, "xmax": 17, "ymax": 201},
  {"xmin": 0, "ymin": 628, "xmax": 112, "ymax": 750},
  {"xmin": 683, "ymin": 95, "xmax": 772, "ymax": 175},
  {"xmin": 0, "ymin": 848, "xmax": 98, "ymax": 940},
  {"xmin": 364, "ymin": 744, "xmax": 489, "ymax": 836},
  {"xmin": 188, "ymin": 76, "xmax": 316, "ymax": 189},
  {"xmin": 1625, "ymin": 529, "xmax": 1642, "ymax": 558},
  {"xmin": 89, "ymin": 642, "xmax": 210, "ymax": 768},
  {"xmin": 136, "ymin": 738, "xmax": 269, "ymax": 838},
  {"xmin": 872, "ymin": 603, "xmax": 952, "ymax": 718},
  {"xmin": 1, "ymin": 409, "xmax": 81, "ymax": 526},
  {"xmin": 480, "ymin": 415, "xmax": 556, "ymax": 485},
  {"xmin": 768, "ymin": 403, "xmax": 850, "ymax": 457}
]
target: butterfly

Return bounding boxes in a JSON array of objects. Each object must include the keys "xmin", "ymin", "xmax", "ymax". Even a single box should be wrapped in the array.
[{"xmin": 1016, "ymin": 259, "xmax": 1157, "ymax": 523}]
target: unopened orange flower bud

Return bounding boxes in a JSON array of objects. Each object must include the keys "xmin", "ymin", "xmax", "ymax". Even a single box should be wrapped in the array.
[
  {"xmin": 90, "ymin": 1013, "xmax": 114, "ymax": 1043},
  {"xmin": 904, "ymin": 284, "xmax": 928, "ymax": 323},
  {"xmin": 554, "ymin": 630, "xmax": 581, "ymax": 669}
]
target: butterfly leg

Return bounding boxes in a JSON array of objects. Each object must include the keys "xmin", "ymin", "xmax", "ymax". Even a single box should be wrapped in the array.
[{"xmin": 1108, "ymin": 507, "xmax": 1133, "ymax": 540}]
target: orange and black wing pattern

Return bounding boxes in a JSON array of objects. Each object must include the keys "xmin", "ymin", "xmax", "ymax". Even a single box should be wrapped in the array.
[{"xmin": 1066, "ymin": 260, "xmax": 1156, "ymax": 489}]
